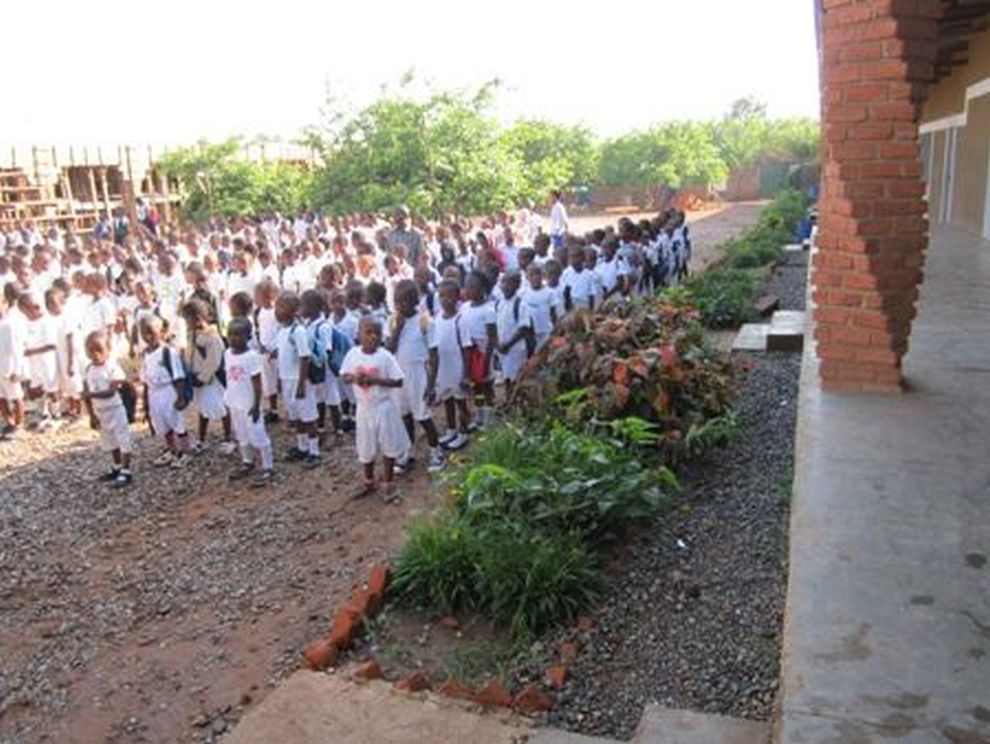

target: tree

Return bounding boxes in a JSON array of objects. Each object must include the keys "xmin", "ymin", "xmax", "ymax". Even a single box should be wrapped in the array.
[
  {"xmin": 499, "ymin": 120, "xmax": 600, "ymax": 202},
  {"xmin": 598, "ymin": 123, "xmax": 728, "ymax": 189},
  {"xmin": 159, "ymin": 138, "xmax": 313, "ymax": 221}
]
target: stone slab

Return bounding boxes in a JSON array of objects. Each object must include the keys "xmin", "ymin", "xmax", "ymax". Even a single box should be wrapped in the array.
[
  {"xmin": 633, "ymin": 705, "xmax": 770, "ymax": 744},
  {"xmin": 753, "ymin": 294, "xmax": 781, "ymax": 317},
  {"xmin": 732, "ymin": 323, "xmax": 770, "ymax": 352},
  {"xmin": 226, "ymin": 671, "xmax": 531, "ymax": 744},
  {"xmin": 766, "ymin": 330, "xmax": 804, "ymax": 353}
]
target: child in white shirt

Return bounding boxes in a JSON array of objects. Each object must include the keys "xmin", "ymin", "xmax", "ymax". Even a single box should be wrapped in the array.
[
  {"xmin": 223, "ymin": 318, "xmax": 274, "ymax": 487},
  {"xmin": 82, "ymin": 330, "xmax": 133, "ymax": 488},
  {"xmin": 459, "ymin": 272, "xmax": 498, "ymax": 427},
  {"xmin": 560, "ymin": 247, "xmax": 596, "ymax": 312},
  {"xmin": 300, "ymin": 289, "xmax": 344, "ymax": 436},
  {"xmin": 19, "ymin": 292, "xmax": 59, "ymax": 427},
  {"xmin": 523, "ymin": 264, "xmax": 559, "ymax": 349},
  {"xmin": 387, "ymin": 280, "xmax": 445, "ymax": 473},
  {"xmin": 253, "ymin": 279, "xmax": 281, "ymax": 421},
  {"xmin": 432, "ymin": 279, "xmax": 472, "ymax": 450},
  {"xmin": 340, "ymin": 316, "xmax": 409, "ymax": 501},
  {"xmin": 46, "ymin": 287, "xmax": 83, "ymax": 420},
  {"xmin": 496, "ymin": 271, "xmax": 535, "ymax": 399},
  {"xmin": 0, "ymin": 290, "xmax": 26, "ymax": 437},
  {"xmin": 274, "ymin": 291, "xmax": 320, "ymax": 467},
  {"xmin": 139, "ymin": 314, "xmax": 190, "ymax": 468}
]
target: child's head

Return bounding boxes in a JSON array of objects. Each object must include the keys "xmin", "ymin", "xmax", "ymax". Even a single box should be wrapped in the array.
[
  {"xmin": 413, "ymin": 266, "xmax": 432, "ymax": 291},
  {"xmin": 500, "ymin": 270, "xmax": 521, "ymax": 300},
  {"xmin": 544, "ymin": 259, "xmax": 562, "ymax": 286},
  {"xmin": 393, "ymin": 279, "xmax": 419, "ymax": 318},
  {"xmin": 85, "ymin": 330, "xmax": 110, "ymax": 365},
  {"xmin": 180, "ymin": 298, "xmax": 212, "ymax": 331},
  {"xmin": 274, "ymin": 292, "xmax": 301, "ymax": 325},
  {"xmin": 329, "ymin": 290, "xmax": 346, "ymax": 319},
  {"xmin": 300, "ymin": 288, "xmax": 325, "ymax": 320},
  {"xmin": 134, "ymin": 280, "xmax": 153, "ymax": 308},
  {"xmin": 344, "ymin": 280, "xmax": 364, "ymax": 310},
  {"xmin": 17, "ymin": 292, "xmax": 42, "ymax": 320},
  {"xmin": 44, "ymin": 287, "xmax": 64, "ymax": 316},
  {"xmin": 584, "ymin": 247, "xmax": 598, "ymax": 270},
  {"xmin": 357, "ymin": 315, "xmax": 383, "ymax": 353},
  {"xmin": 229, "ymin": 291, "xmax": 253, "ymax": 319},
  {"xmin": 437, "ymin": 278, "xmax": 460, "ymax": 316},
  {"xmin": 255, "ymin": 278, "xmax": 277, "ymax": 309},
  {"xmin": 139, "ymin": 314, "xmax": 165, "ymax": 347},
  {"xmin": 602, "ymin": 235, "xmax": 618, "ymax": 260},
  {"xmin": 568, "ymin": 246, "xmax": 585, "ymax": 271},
  {"xmin": 527, "ymin": 263, "xmax": 544, "ymax": 290},
  {"xmin": 227, "ymin": 317, "xmax": 252, "ymax": 353},
  {"xmin": 364, "ymin": 281, "xmax": 386, "ymax": 309},
  {"xmin": 464, "ymin": 271, "xmax": 488, "ymax": 304},
  {"xmin": 518, "ymin": 248, "xmax": 535, "ymax": 273},
  {"xmin": 534, "ymin": 233, "xmax": 551, "ymax": 256}
]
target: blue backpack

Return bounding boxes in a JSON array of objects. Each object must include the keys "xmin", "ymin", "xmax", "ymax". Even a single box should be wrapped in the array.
[
  {"xmin": 327, "ymin": 326, "xmax": 353, "ymax": 376},
  {"xmin": 298, "ymin": 321, "xmax": 328, "ymax": 385}
]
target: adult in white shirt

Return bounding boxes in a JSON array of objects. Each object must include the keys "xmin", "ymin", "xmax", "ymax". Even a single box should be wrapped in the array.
[{"xmin": 548, "ymin": 190, "xmax": 568, "ymax": 251}]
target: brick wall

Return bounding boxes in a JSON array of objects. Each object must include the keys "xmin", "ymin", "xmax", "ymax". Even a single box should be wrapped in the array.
[{"xmin": 814, "ymin": 0, "xmax": 943, "ymax": 392}]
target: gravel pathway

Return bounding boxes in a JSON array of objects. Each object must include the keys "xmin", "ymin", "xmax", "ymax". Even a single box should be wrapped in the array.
[
  {"xmin": 760, "ymin": 251, "xmax": 809, "ymax": 312},
  {"xmin": 512, "ymin": 265, "xmax": 806, "ymax": 741}
]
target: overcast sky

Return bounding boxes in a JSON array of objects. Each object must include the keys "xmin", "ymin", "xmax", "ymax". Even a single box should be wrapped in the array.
[{"xmin": 4, "ymin": 0, "xmax": 820, "ymax": 148}]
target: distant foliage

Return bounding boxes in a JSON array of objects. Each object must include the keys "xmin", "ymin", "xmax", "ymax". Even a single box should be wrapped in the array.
[{"xmin": 159, "ymin": 138, "xmax": 313, "ymax": 221}]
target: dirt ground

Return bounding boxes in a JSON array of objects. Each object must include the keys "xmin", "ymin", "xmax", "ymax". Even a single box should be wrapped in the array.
[{"xmin": 0, "ymin": 201, "xmax": 764, "ymax": 744}]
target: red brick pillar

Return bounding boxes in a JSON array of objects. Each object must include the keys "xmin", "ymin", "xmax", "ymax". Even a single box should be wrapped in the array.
[{"xmin": 814, "ymin": 0, "xmax": 942, "ymax": 392}]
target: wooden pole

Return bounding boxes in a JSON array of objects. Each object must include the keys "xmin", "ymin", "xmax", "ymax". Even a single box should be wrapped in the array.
[{"xmin": 99, "ymin": 167, "xmax": 111, "ymax": 217}]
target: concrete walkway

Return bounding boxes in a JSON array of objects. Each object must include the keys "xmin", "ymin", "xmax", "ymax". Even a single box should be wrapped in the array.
[{"xmin": 779, "ymin": 227, "xmax": 990, "ymax": 743}]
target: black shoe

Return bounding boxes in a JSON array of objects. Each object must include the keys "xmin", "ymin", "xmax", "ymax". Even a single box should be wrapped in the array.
[
  {"xmin": 265, "ymin": 412, "xmax": 281, "ymax": 424},
  {"xmin": 112, "ymin": 471, "xmax": 133, "ymax": 489},
  {"xmin": 229, "ymin": 463, "xmax": 254, "ymax": 481},
  {"xmin": 303, "ymin": 453, "xmax": 321, "ymax": 469},
  {"xmin": 285, "ymin": 447, "xmax": 307, "ymax": 462},
  {"xmin": 98, "ymin": 468, "xmax": 121, "ymax": 482}
]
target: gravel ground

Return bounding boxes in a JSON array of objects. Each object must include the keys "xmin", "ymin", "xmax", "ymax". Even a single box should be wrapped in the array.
[
  {"xmin": 760, "ymin": 251, "xmax": 809, "ymax": 312},
  {"xmin": 511, "ymin": 264, "xmax": 806, "ymax": 741},
  {"xmin": 0, "ymin": 422, "xmax": 440, "ymax": 744}
]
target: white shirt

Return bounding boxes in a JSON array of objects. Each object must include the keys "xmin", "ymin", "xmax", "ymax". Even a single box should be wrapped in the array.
[
  {"xmin": 275, "ymin": 322, "xmax": 311, "ymax": 381},
  {"xmin": 596, "ymin": 259, "xmax": 619, "ymax": 294},
  {"xmin": 339, "ymin": 346, "xmax": 404, "ymax": 407},
  {"xmin": 392, "ymin": 313, "xmax": 434, "ymax": 367},
  {"xmin": 224, "ymin": 348, "xmax": 263, "ymax": 411},
  {"xmin": 496, "ymin": 295, "xmax": 532, "ymax": 346},
  {"xmin": 549, "ymin": 201, "xmax": 568, "ymax": 237},
  {"xmin": 522, "ymin": 286, "xmax": 558, "ymax": 335},
  {"xmin": 226, "ymin": 271, "xmax": 257, "ymax": 300},
  {"xmin": 256, "ymin": 307, "xmax": 279, "ymax": 352},
  {"xmin": 560, "ymin": 267, "xmax": 596, "ymax": 310},
  {"xmin": 141, "ymin": 345, "xmax": 184, "ymax": 389},
  {"xmin": 84, "ymin": 360, "xmax": 126, "ymax": 413},
  {"xmin": 459, "ymin": 302, "xmax": 496, "ymax": 348},
  {"xmin": 87, "ymin": 296, "xmax": 118, "ymax": 335},
  {"xmin": 433, "ymin": 313, "xmax": 469, "ymax": 388},
  {"xmin": 0, "ymin": 313, "xmax": 25, "ymax": 377}
]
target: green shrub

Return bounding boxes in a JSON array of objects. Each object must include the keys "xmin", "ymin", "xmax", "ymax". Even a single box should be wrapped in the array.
[
  {"xmin": 392, "ymin": 513, "xmax": 480, "ymax": 613},
  {"xmin": 721, "ymin": 189, "xmax": 809, "ymax": 270},
  {"xmin": 683, "ymin": 268, "xmax": 758, "ymax": 329}
]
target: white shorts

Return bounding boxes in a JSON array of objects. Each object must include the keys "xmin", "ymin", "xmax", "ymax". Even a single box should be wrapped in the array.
[
  {"xmin": 193, "ymin": 380, "xmax": 227, "ymax": 421},
  {"xmin": 436, "ymin": 384, "xmax": 468, "ymax": 403},
  {"xmin": 260, "ymin": 354, "xmax": 278, "ymax": 398},
  {"xmin": 0, "ymin": 377, "xmax": 24, "ymax": 401},
  {"xmin": 320, "ymin": 372, "xmax": 342, "ymax": 406},
  {"xmin": 97, "ymin": 404, "xmax": 133, "ymax": 453},
  {"xmin": 230, "ymin": 407, "xmax": 271, "ymax": 450},
  {"xmin": 355, "ymin": 399, "xmax": 411, "ymax": 464},
  {"xmin": 59, "ymin": 370, "xmax": 83, "ymax": 397},
  {"xmin": 281, "ymin": 378, "xmax": 317, "ymax": 423},
  {"xmin": 396, "ymin": 362, "xmax": 431, "ymax": 422},
  {"xmin": 29, "ymin": 353, "xmax": 59, "ymax": 394},
  {"xmin": 498, "ymin": 345, "xmax": 528, "ymax": 383},
  {"xmin": 148, "ymin": 384, "xmax": 187, "ymax": 439}
]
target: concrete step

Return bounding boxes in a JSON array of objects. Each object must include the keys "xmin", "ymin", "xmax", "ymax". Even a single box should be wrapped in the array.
[
  {"xmin": 633, "ymin": 706, "xmax": 771, "ymax": 744},
  {"xmin": 766, "ymin": 310, "xmax": 806, "ymax": 353},
  {"xmin": 732, "ymin": 323, "xmax": 771, "ymax": 351}
]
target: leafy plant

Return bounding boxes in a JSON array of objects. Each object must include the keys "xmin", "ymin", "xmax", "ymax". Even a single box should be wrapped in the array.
[
  {"xmin": 681, "ymin": 268, "xmax": 759, "ymax": 329},
  {"xmin": 392, "ymin": 513, "xmax": 480, "ymax": 613}
]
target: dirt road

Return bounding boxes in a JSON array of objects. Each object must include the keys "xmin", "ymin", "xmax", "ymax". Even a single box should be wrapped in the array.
[{"xmin": 0, "ymin": 201, "xmax": 764, "ymax": 744}]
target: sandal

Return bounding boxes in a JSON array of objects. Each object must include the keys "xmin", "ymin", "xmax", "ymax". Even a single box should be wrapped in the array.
[{"xmin": 353, "ymin": 480, "xmax": 377, "ymax": 499}]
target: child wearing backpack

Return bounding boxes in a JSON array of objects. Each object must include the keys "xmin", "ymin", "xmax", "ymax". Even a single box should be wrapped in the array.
[
  {"xmin": 180, "ymin": 299, "xmax": 234, "ymax": 454},
  {"xmin": 300, "ymin": 289, "xmax": 345, "ymax": 436},
  {"xmin": 496, "ymin": 271, "xmax": 535, "ymax": 400},
  {"xmin": 274, "ymin": 291, "xmax": 320, "ymax": 468},
  {"xmin": 223, "ymin": 318, "xmax": 274, "ymax": 487},
  {"xmin": 433, "ymin": 279, "xmax": 472, "ymax": 450},
  {"xmin": 82, "ymin": 330, "xmax": 133, "ymax": 488},
  {"xmin": 139, "ymin": 314, "xmax": 190, "ymax": 468}
]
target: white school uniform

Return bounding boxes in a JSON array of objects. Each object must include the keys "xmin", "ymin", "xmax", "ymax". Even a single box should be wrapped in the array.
[
  {"xmin": 141, "ymin": 345, "xmax": 187, "ymax": 439},
  {"xmin": 595, "ymin": 259, "xmax": 619, "ymax": 298},
  {"xmin": 85, "ymin": 360, "xmax": 132, "ymax": 453},
  {"xmin": 496, "ymin": 296, "xmax": 532, "ymax": 382},
  {"xmin": 339, "ymin": 346, "xmax": 410, "ymax": 464},
  {"xmin": 87, "ymin": 296, "xmax": 118, "ymax": 335},
  {"xmin": 0, "ymin": 312, "xmax": 25, "ymax": 401},
  {"xmin": 255, "ymin": 307, "xmax": 279, "ymax": 398},
  {"xmin": 560, "ymin": 267, "xmax": 596, "ymax": 311},
  {"xmin": 522, "ymin": 286, "xmax": 558, "ymax": 348},
  {"xmin": 459, "ymin": 301, "xmax": 497, "ymax": 355},
  {"xmin": 308, "ymin": 317, "xmax": 342, "ymax": 407},
  {"xmin": 275, "ymin": 322, "xmax": 317, "ymax": 423},
  {"xmin": 391, "ymin": 313, "xmax": 434, "ymax": 422},
  {"xmin": 223, "ymin": 348, "xmax": 271, "ymax": 451},
  {"xmin": 53, "ymin": 313, "xmax": 84, "ymax": 396},
  {"xmin": 25, "ymin": 315, "xmax": 59, "ymax": 393},
  {"xmin": 433, "ymin": 313, "xmax": 470, "ymax": 401}
]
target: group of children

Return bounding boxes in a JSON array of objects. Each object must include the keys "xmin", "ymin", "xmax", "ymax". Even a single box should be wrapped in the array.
[{"xmin": 0, "ymin": 202, "xmax": 691, "ymax": 498}]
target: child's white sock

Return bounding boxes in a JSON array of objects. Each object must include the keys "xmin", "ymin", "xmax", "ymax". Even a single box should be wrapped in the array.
[
  {"xmin": 308, "ymin": 436, "xmax": 320, "ymax": 456},
  {"xmin": 296, "ymin": 434, "xmax": 308, "ymax": 451},
  {"xmin": 260, "ymin": 444, "xmax": 274, "ymax": 471}
]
